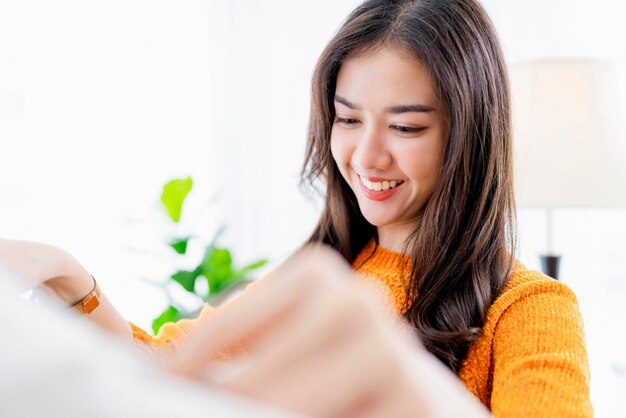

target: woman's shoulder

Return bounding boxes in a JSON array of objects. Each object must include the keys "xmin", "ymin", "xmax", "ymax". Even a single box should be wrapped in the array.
[
  {"xmin": 502, "ymin": 261, "xmax": 577, "ymax": 302},
  {"xmin": 485, "ymin": 261, "xmax": 580, "ymax": 326}
]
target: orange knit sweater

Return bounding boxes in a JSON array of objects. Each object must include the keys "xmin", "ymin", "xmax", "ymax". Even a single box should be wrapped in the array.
[{"xmin": 132, "ymin": 240, "xmax": 593, "ymax": 417}]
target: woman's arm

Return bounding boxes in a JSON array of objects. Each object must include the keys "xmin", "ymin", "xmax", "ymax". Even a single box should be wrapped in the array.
[
  {"xmin": 0, "ymin": 238, "xmax": 133, "ymax": 339},
  {"xmin": 490, "ymin": 282, "xmax": 592, "ymax": 417}
]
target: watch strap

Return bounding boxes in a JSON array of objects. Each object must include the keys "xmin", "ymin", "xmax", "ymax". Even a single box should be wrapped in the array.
[{"xmin": 69, "ymin": 276, "xmax": 101, "ymax": 315}]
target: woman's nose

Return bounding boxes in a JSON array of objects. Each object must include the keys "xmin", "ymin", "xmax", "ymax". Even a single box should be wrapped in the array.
[{"xmin": 351, "ymin": 126, "xmax": 392, "ymax": 171}]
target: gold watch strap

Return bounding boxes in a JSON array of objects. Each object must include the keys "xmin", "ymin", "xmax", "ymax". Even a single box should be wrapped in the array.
[{"xmin": 69, "ymin": 276, "xmax": 101, "ymax": 315}]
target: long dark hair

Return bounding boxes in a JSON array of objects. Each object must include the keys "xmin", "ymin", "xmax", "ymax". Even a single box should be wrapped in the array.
[{"xmin": 301, "ymin": 0, "xmax": 516, "ymax": 373}]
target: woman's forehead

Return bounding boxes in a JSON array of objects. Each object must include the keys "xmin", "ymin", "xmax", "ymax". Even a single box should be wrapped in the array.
[{"xmin": 335, "ymin": 46, "xmax": 438, "ymax": 111}]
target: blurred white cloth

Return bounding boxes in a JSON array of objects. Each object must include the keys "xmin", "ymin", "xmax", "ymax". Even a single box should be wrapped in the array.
[{"xmin": 0, "ymin": 267, "xmax": 298, "ymax": 418}]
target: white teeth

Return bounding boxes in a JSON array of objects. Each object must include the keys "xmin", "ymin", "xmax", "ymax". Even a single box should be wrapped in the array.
[{"xmin": 360, "ymin": 176, "xmax": 403, "ymax": 191}]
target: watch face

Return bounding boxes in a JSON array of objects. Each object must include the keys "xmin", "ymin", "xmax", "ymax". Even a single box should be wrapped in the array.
[{"xmin": 83, "ymin": 293, "xmax": 100, "ymax": 314}]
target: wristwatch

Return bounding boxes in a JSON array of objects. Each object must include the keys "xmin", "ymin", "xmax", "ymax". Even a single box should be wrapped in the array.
[{"xmin": 69, "ymin": 276, "xmax": 101, "ymax": 315}]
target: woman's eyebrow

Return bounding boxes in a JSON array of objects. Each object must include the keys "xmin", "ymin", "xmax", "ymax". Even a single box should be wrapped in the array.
[
  {"xmin": 334, "ymin": 95, "xmax": 361, "ymax": 110},
  {"xmin": 384, "ymin": 104, "xmax": 436, "ymax": 113},
  {"xmin": 334, "ymin": 94, "xmax": 435, "ymax": 113}
]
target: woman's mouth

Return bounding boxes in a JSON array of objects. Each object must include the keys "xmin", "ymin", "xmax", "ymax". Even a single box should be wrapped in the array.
[{"xmin": 357, "ymin": 175, "xmax": 405, "ymax": 201}]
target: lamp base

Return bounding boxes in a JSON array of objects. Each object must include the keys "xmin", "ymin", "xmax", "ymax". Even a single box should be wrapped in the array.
[{"xmin": 540, "ymin": 255, "xmax": 561, "ymax": 280}]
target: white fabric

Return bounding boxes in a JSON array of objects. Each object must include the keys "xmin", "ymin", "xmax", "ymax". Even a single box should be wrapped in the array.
[{"xmin": 0, "ymin": 268, "xmax": 298, "ymax": 418}]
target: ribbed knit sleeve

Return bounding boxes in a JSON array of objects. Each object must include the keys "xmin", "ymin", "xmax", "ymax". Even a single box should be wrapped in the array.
[
  {"xmin": 130, "ymin": 276, "xmax": 268, "ymax": 352},
  {"xmin": 130, "ymin": 303, "xmax": 218, "ymax": 352},
  {"xmin": 489, "ymin": 279, "xmax": 592, "ymax": 417}
]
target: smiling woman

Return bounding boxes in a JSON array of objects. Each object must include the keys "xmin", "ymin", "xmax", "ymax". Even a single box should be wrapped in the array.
[
  {"xmin": 0, "ymin": 0, "xmax": 593, "ymax": 417},
  {"xmin": 331, "ymin": 47, "xmax": 445, "ymax": 250},
  {"xmin": 303, "ymin": 0, "xmax": 518, "ymax": 372}
]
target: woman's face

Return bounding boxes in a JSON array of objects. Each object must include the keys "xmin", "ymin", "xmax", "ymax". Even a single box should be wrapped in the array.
[{"xmin": 330, "ymin": 46, "xmax": 445, "ymax": 248}]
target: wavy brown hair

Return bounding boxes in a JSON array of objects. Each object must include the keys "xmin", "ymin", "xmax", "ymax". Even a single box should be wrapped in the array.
[{"xmin": 301, "ymin": 0, "xmax": 516, "ymax": 373}]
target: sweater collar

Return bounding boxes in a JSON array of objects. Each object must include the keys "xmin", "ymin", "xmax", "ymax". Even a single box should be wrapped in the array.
[{"xmin": 353, "ymin": 238, "xmax": 412, "ymax": 272}]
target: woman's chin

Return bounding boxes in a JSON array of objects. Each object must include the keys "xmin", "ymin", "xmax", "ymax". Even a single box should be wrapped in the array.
[{"xmin": 359, "ymin": 212, "xmax": 397, "ymax": 228}]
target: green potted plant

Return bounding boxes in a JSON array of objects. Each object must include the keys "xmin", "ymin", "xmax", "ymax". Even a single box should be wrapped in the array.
[{"xmin": 151, "ymin": 176, "xmax": 267, "ymax": 334}]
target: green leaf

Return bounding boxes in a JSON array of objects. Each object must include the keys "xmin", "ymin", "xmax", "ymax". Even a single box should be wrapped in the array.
[
  {"xmin": 169, "ymin": 237, "xmax": 190, "ymax": 254},
  {"xmin": 238, "ymin": 259, "xmax": 268, "ymax": 276},
  {"xmin": 171, "ymin": 269, "xmax": 199, "ymax": 292},
  {"xmin": 161, "ymin": 177, "xmax": 193, "ymax": 223},
  {"xmin": 151, "ymin": 305, "xmax": 183, "ymax": 335},
  {"xmin": 201, "ymin": 247, "xmax": 235, "ymax": 295}
]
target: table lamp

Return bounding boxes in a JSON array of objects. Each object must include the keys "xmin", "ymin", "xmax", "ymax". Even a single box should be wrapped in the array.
[{"xmin": 510, "ymin": 59, "xmax": 626, "ymax": 279}]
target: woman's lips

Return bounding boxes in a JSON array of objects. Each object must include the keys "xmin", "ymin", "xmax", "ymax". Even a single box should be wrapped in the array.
[{"xmin": 357, "ymin": 175, "xmax": 404, "ymax": 201}]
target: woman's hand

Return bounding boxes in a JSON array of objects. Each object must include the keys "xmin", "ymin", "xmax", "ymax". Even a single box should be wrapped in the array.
[
  {"xmin": 0, "ymin": 238, "xmax": 132, "ymax": 337},
  {"xmin": 169, "ymin": 245, "xmax": 490, "ymax": 418},
  {"xmin": 0, "ymin": 238, "xmax": 94, "ymax": 301}
]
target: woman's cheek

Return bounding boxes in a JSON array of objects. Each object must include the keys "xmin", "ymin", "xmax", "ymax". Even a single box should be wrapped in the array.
[
  {"xmin": 329, "ymin": 139, "xmax": 346, "ymax": 180},
  {"xmin": 329, "ymin": 133, "xmax": 341, "ymax": 163},
  {"xmin": 330, "ymin": 132, "xmax": 355, "ymax": 178}
]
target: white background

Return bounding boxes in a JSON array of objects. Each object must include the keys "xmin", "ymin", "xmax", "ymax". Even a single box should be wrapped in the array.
[{"xmin": 1, "ymin": 1, "xmax": 625, "ymax": 416}]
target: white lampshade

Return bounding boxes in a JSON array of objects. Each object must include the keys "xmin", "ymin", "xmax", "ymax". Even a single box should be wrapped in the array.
[{"xmin": 511, "ymin": 59, "xmax": 626, "ymax": 208}]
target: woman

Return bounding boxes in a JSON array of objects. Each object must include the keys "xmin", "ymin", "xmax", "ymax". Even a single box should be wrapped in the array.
[{"xmin": 1, "ymin": 0, "xmax": 591, "ymax": 416}]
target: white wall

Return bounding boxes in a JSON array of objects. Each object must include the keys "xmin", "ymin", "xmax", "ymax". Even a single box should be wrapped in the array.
[
  {"xmin": 0, "ymin": 0, "xmax": 218, "ymax": 330},
  {"xmin": 1, "ymin": 1, "xmax": 625, "ymax": 416}
]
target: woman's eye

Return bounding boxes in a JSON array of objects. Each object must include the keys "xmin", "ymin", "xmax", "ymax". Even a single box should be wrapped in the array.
[
  {"xmin": 392, "ymin": 125, "xmax": 425, "ymax": 134},
  {"xmin": 335, "ymin": 117, "xmax": 360, "ymax": 126}
]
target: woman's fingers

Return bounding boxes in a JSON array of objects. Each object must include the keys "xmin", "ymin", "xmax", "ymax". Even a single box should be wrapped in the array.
[
  {"xmin": 167, "ymin": 244, "xmax": 435, "ymax": 418},
  {"xmin": 211, "ymin": 279, "xmax": 371, "ymax": 392},
  {"xmin": 207, "ymin": 280, "xmax": 413, "ymax": 418},
  {"xmin": 223, "ymin": 324, "xmax": 393, "ymax": 418},
  {"xmin": 169, "ymin": 245, "xmax": 354, "ymax": 376}
]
